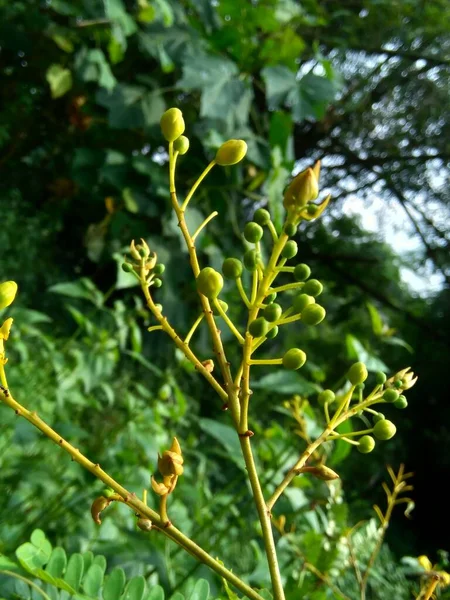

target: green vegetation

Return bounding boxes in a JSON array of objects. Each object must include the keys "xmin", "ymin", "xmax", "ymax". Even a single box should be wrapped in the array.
[{"xmin": 1, "ymin": 1, "xmax": 449, "ymax": 599}]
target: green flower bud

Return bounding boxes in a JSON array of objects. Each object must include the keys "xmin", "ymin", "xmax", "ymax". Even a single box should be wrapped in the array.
[
  {"xmin": 160, "ymin": 107, "xmax": 185, "ymax": 142},
  {"xmin": 153, "ymin": 278, "xmax": 163, "ymax": 288},
  {"xmin": 318, "ymin": 390, "xmax": 335, "ymax": 405},
  {"xmin": 347, "ymin": 362, "xmax": 368, "ymax": 385},
  {"xmin": 301, "ymin": 304, "xmax": 326, "ymax": 326},
  {"xmin": 243, "ymin": 250, "xmax": 260, "ymax": 271},
  {"xmin": 355, "ymin": 383, "xmax": 365, "ymax": 392},
  {"xmin": 394, "ymin": 396, "xmax": 408, "ymax": 409},
  {"xmin": 393, "ymin": 379, "xmax": 403, "ymax": 389},
  {"xmin": 263, "ymin": 303, "xmax": 282, "ymax": 322},
  {"xmin": 373, "ymin": 419, "xmax": 396, "ymax": 440},
  {"xmin": 266, "ymin": 292, "xmax": 277, "ymax": 303},
  {"xmin": 254, "ymin": 208, "xmax": 271, "ymax": 226},
  {"xmin": 283, "ymin": 348, "xmax": 307, "ymax": 370},
  {"xmin": 215, "ymin": 139, "xmax": 247, "ymax": 166},
  {"xmin": 302, "ymin": 279, "xmax": 323, "ymax": 297},
  {"xmin": 266, "ymin": 326, "xmax": 279, "ymax": 339},
  {"xmin": 244, "ymin": 222, "xmax": 263, "ymax": 243},
  {"xmin": 284, "ymin": 223, "xmax": 297, "ymax": 237},
  {"xmin": 281, "ymin": 240, "xmax": 298, "ymax": 259},
  {"xmin": 383, "ymin": 388, "xmax": 399, "ymax": 403},
  {"xmin": 212, "ymin": 299, "xmax": 229, "ymax": 315},
  {"xmin": 358, "ymin": 435, "xmax": 375, "ymax": 454},
  {"xmin": 121, "ymin": 262, "xmax": 133, "ymax": 273},
  {"xmin": 155, "ymin": 303, "xmax": 163, "ymax": 312},
  {"xmin": 306, "ymin": 203, "xmax": 319, "ymax": 216},
  {"xmin": 174, "ymin": 135, "xmax": 190, "ymax": 155},
  {"xmin": 248, "ymin": 317, "xmax": 268, "ymax": 338},
  {"xmin": 222, "ymin": 258, "xmax": 243, "ymax": 279},
  {"xmin": 158, "ymin": 384, "xmax": 172, "ymax": 400},
  {"xmin": 375, "ymin": 371, "xmax": 387, "ymax": 385},
  {"xmin": 293, "ymin": 293, "xmax": 315, "ymax": 313},
  {"xmin": 0, "ymin": 281, "xmax": 18, "ymax": 310},
  {"xmin": 196, "ymin": 267, "xmax": 224, "ymax": 299},
  {"xmin": 373, "ymin": 412, "xmax": 385, "ymax": 423},
  {"xmin": 293, "ymin": 264, "xmax": 311, "ymax": 282},
  {"xmin": 153, "ymin": 263, "xmax": 165, "ymax": 275}
]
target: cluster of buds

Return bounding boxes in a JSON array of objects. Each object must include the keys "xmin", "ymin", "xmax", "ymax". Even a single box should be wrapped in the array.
[
  {"xmin": 0, "ymin": 281, "xmax": 18, "ymax": 361},
  {"xmin": 122, "ymin": 239, "xmax": 166, "ymax": 288},
  {"xmin": 151, "ymin": 437, "xmax": 184, "ymax": 496},
  {"xmin": 283, "ymin": 161, "xmax": 331, "ymax": 225}
]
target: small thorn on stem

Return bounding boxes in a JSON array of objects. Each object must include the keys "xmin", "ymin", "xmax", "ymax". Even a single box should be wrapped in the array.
[
  {"xmin": 239, "ymin": 430, "xmax": 254, "ymax": 438},
  {"xmin": 221, "ymin": 403, "xmax": 229, "ymax": 411}
]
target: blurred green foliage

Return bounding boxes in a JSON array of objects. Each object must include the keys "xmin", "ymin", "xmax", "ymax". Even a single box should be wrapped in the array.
[{"xmin": 1, "ymin": 0, "xmax": 450, "ymax": 598}]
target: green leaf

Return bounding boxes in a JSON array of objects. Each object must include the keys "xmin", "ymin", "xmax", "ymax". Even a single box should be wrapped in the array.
[
  {"xmin": 83, "ymin": 564, "xmax": 104, "ymax": 597},
  {"xmin": 75, "ymin": 48, "xmax": 117, "ymax": 91},
  {"xmin": 64, "ymin": 553, "xmax": 84, "ymax": 592},
  {"xmin": 16, "ymin": 530, "xmax": 52, "ymax": 573},
  {"xmin": 189, "ymin": 579, "xmax": 209, "ymax": 600},
  {"xmin": 252, "ymin": 371, "xmax": 319, "ymax": 396},
  {"xmin": 46, "ymin": 64, "xmax": 72, "ymax": 99},
  {"xmin": 45, "ymin": 547, "xmax": 67, "ymax": 577},
  {"xmin": 366, "ymin": 302, "xmax": 384, "ymax": 335},
  {"xmin": 103, "ymin": 567, "xmax": 126, "ymax": 600},
  {"xmin": 49, "ymin": 278, "xmax": 104, "ymax": 306},
  {"xmin": 93, "ymin": 555, "xmax": 107, "ymax": 575},
  {"xmin": 262, "ymin": 66, "xmax": 296, "ymax": 108},
  {"xmin": 169, "ymin": 594, "xmax": 185, "ymax": 600},
  {"xmin": 199, "ymin": 418, "xmax": 245, "ymax": 471},
  {"xmin": 0, "ymin": 554, "xmax": 22, "ymax": 572},
  {"xmin": 122, "ymin": 188, "xmax": 139, "ymax": 213},
  {"xmin": 122, "ymin": 576, "xmax": 146, "ymax": 600},
  {"xmin": 145, "ymin": 585, "xmax": 165, "ymax": 600},
  {"xmin": 345, "ymin": 334, "xmax": 388, "ymax": 371}
]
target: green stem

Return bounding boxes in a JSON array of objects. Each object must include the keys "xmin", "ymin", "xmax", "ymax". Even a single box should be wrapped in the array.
[
  {"xmin": 249, "ymin": 359, "xmax": 283, "ymax": 366},
  {"xmin": 213, "ymin": 299, "xmax": 245, "ymax": 344},
  {"xmin": 0, "ymin": 570, "xmax": 52, "ymax": 600},
  {"xmin": 236, "ymin": 277, "xmax": 251, "ymax": 308},
  {"xmin": 192, "ymin": 211, "xmax": 218, "ymax": 241},
  {"xmin": 181, "ymin": 160, "xmax": 216, "ymax": 211},
  {"xmin": 269, "ymin": 282, "xmax": 303, "ymax": 294},
  {"xmin": 0, "ymin": 388, "xmax": 265, "ymax": 600},
  {"xmin": 267, "ymin": 221, "xmax": 278, "ymax": 244},
  {"xmin": 184, "ymin": 314, "xmax": 204, "ymax": 345}
]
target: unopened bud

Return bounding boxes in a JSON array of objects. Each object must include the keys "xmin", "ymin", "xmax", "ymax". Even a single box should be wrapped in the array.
[
  {"xmin": 196, "ymin": 267, "xmax": 223, "ymax": 299},
  {"xmin": 174, "ymin": 135, "xmax": 190, "ymax": 155},
  {"xmin": 302, "ymin": 464, "xmax": 339, "ymax": 481},
  {"xmin": 0, "ymin": 281, "xmax": 18, "ymax": 310},
  {"xmin": 137, "ymin": 518, "xmax": 153, "ymax": 532},
  {"xmin": 0, "ymin": 318, "xmax": 13, "ymax": 340},
  {"xmin": 160, "ymin": 108, "xmax": 185, "ymax": 142},
  {"xmin": 215, "ymin": 140, "xmax": 247, "ymax": 166}
]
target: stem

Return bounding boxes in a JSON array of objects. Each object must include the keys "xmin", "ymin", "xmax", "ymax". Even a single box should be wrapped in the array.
[
  {"xmin": 213, "ymin": 299, "xmax": 245, "ymax": 344},
  {"xmin": 421, "ymin": 577, "xmax": 439, "ymax": 600},
  {"xmin": 192, "ymin": 211, "xmax": 219, "ymax": 241},
  {"xmin": 0, "ymin": 387, "xmax": 265, "ymax": 600},
  {"xmin": 269, "ymin": 282, "xmax": 303, "ymax": 294},
  {"xmin": 267, "ymin": 221, "xmax": 278, "ymax": 244},
  {"xmin": 240, "ymin": 437, "xmax": 285, "ymax": 600},
  {"xmin": 184, "ymin": 314, "xmax": 204, "ymax": 345},
  {"xmin": 181, "ymin": 161, "xmax": 216, "ymax": 211},
  {"xmin": 0, "ymin": 571, "xmax": 52, "ymax": 600},
  {"xmin": 236, "ymin": 277, "xmax": 251, "ymax": 308},
  {"xmin": 249, "ymin": 359, "xmax": 283, "ymax": 366}
]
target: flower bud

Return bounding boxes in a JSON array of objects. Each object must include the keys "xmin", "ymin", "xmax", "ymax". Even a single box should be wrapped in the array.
[
  {"xmin": 293, "ymin": 264, "xmax": 311, "ymax": 282},
  {"xmin": 254, "ymin": 208, "xmax": 271, "ymax": 226},
  {"xmin": 0, "ymin": 318, "xmax": 13, "ymax": 341},
  {"xmin": 383, "ymin": 388, "xmax": 399, "ymax": 403},
  {"xmin": 243, "ymin": 250, "xmax": 260, "ymax": 272},
  {"xmin": 160, "ymin": 107, "xmax": 185, "ymax": 142},
  {"xmin": 174, "ymin": 135, "xmax": 189, "ymax": 155},
  {"xmin": 212, "ymin": 299, "xmax": 229, "ymax": 315},
  {"xmin": 358, "ymin": 435, "xmax": 375, "ymax": 454},
  {"xmin": 122, "ymin": 262, "xmax": 134, "ymax": 273},
  {"xmin": 301, "ymin": 304, "xmax": 326, "ymax": 326},
  {"xmin": 222, "ymin": 258, "xmax": 243, "ymax": 279},
  {"xmin": 293, "ymin": 293, "xmax": 315, "ymax": 313},
  {"xmin": 375, "ymin": 371, "xmax": 387, "ymax": 385},
  {"xmin": 196, "ymin": 267, "xmax": 223, "ymax": 299},
  {"xmin": 170, "ymin": 437, "xmax": 182, "ymax": 456},
  {"xmin": 158, "ymin": 450, "xmax": 184, "ymax": 477},
  {"xmin": 283, "ymin": 165, "xmax": 319, "ymax": 213},
  {"xmin": 347, "ymin": 362, "xmax": 368, "ymax": 385},
  {"xmin": 266, "ymin": 325, "xmax": 279, "ymax": 339},
  {"xmin": 281, "ymin": 240, "xmax": 298, "ymax": 259},
  {"xmin": 153, "ymin": 278, "xmax": 162, "ymax": 288},
  {"xmin": 0, "ymin": 281, "xmax": 18, "ymax": 310},
  {"xmin": 215, "ymin": 139, "xmax": 247, "ymax": 166},
  {"xmin": 373, "ymin": 412, "xmax": 385, "ymax": 423},
  {"xmin": 137, "ymin": 518, "xmax": 153, "ymax": 532},
  {"xmin": 394, "ymin": 395, "xmax": 408, "ymax": 409},
  {"xmin": 283, "ymin": 348, "xmax": 307, "ymax": 370},
  {"xmin": 154, "ymin": 264, "xmax": 166, "ymax": 275},
  {"xmin": 244, "ymin": 222, "xmax": 263, "ymax": 243},
  {"xmin": 373, "ymin": 419, "xmax": 396, "ymax": 440},
  {"xmin": 249, "ymin": 317, "xmax": 268, "ymax": 338},
  {"xmin": 151, "ymin": 476, "xmax": 170, "ymax": 496},
  {"xmin": 266, "ymin": 292, "xmax": 277, "ymax": 303},
  {"xmin": 284, "ymin": 223, "xmax": 297, "ymax": 237},
  {"xmin": 302, "ymin": 279, "xmax": 323, "ymax": 297},
  {"xmin": 263, "ymin": 303, "xmax": 282, "ymax": 323},
  {"xmin": 302, "ymin": 464, "xmax": 339, "ymax": 481},
  {"xmin": 318, "ymin": 390, "xmax": 335, "ymax": 405}
]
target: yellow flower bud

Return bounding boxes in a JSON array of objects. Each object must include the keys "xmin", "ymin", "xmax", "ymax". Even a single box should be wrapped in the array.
[
  {"xmin": 174, "ymin": 135, "xmax": 190, "ymax": 155},
  {"xmin": 0, "ymin": 281, "xmax": 18, "ymax": 310},
  {"xmin": 215, "ymin": 140, "xmax": 247, "ymax": 166},
  {"xmin": 158, "ymin": 450, "xmax": 184, "ymax": 477},
  {"xmin": 151, "ymin": 475, "xmax": 170, "ymax": 496},
  {"xmin": 418, "ymin": 556, "xmax": 433, "ymax": 571},
  {"xmin": 283, "ymin": 165, "xmax": 319, "ymax": 213},
  {"xmin": 160, "ymin": 107, "xmax": 185, "ymax": 142},
  {"xmin": 0, "ymin": 318, "xmax": 13, "ymax": 340}
]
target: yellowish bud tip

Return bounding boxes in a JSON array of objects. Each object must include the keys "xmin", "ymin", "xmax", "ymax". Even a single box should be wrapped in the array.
[
  {"xmin": 0, "ymin": 281, "xmax": 18, "ymax": 310},
  {"xmin": 283, "ymin": 167, "xmax": 319, "ymax": 214},
  {"xmin": 418, "ymin": 555, "xmax": 433, "ymax": 571},
  {"xmin": 0, "ymin": 318, "xmax": 13, "ymax": 340},
  {"xmin": 215, "ymin": 139, "xmax": 248, "ymax": 166},
  {"xmin": 160, "ymin": 107, "xmax": 185, "ymax": 142}
]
